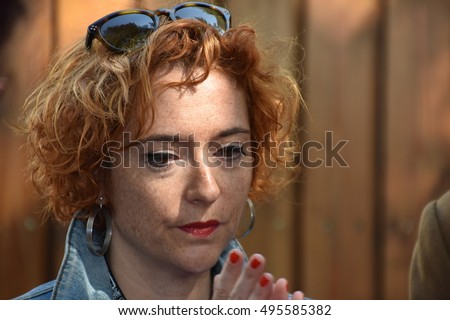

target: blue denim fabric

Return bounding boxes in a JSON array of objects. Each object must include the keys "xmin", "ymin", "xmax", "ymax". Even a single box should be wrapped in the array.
[{"xmin": 15, "ymin": 218, "xmax": 247, "ymax": 300}]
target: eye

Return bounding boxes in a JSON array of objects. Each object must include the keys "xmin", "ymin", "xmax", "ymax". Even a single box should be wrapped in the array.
[
  {"xmin": 216, "ymin": 144, "xmax": 245, "ymax": 161},
  {"xmin": 146, "ymin": 152, "xmax": 178, "ymax": 170}
]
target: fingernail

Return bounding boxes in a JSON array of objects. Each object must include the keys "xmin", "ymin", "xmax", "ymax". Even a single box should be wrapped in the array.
[
  {"xmin": 250, "ymin": 257, "xmax": 261, "ymax": 269},
  {"xmin": 285, "ymin": 281, "xmax": 289, "ymax": 291},
  {"xmin": 259, "ymin": 275, "xmax": 269, "ymax": 287},
  {"xmin": 230, "ymin": 252, "xmax": 240, "ymax": 264}
]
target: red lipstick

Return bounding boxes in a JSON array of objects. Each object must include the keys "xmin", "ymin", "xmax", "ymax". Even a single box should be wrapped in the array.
[{"xmin": 178, "ymin": 220, "xmax": 220, "ymax": 237}]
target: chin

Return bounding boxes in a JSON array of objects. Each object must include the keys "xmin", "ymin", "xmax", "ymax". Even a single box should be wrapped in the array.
[{"xmin": 175, "ymin": 245, "xmax": 223, "ymax": 275}]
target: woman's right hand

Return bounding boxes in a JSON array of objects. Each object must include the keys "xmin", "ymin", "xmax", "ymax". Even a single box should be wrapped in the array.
[{"xmin": 212, "ymin": 249, "xmax": 304, "ymax": 300}]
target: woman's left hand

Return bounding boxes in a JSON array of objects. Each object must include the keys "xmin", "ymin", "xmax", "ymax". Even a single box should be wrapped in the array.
[{"xmin": 212, "ymin": 249, "xmax": 304, "ymax": 300}]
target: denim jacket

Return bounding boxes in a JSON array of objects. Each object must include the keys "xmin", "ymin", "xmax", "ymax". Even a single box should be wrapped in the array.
[{"xmin": 15, "ymin": 218, "xmax": 247, "ymax": 300}]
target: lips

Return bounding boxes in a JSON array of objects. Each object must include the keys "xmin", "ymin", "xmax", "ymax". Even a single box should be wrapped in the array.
[{"xmin": 178, "ymin": 220, "xmax": 220, "ymax": 237}]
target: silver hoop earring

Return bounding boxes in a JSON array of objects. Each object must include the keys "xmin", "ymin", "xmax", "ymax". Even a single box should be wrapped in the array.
[
  {"xmin": 86, "ymin": 199, "xmax": 112, "ymax": 256},
  {"xmin": 236, "ymin": 198, "xmax": 255, "ymax": 239}
]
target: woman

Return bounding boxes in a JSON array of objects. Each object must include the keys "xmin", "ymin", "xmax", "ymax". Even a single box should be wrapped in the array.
[{"xmin": 16, "ymin": 2, "xmax": 304, "ymax": 299}]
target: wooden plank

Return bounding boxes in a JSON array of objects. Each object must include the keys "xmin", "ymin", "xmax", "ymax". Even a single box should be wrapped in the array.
[
  {"xmin": 382, "ymin": 0, "xmax": 450, "ymax": 299},
  {"xmin": 226, "ymin": 0, "xmax": 303, "ymax": 285},
  {"xmin": 0, "ymin": 0, "xmax": 53, "ymax": 299},
  {"xmin": 301, "ymin": 0, "xmax": 379, "ymax": 299}
]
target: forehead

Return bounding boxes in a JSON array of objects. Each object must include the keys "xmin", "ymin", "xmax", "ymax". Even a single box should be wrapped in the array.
[{"xmin": 148, "ymin": 68, "xmax": 249, "ymax": 139}]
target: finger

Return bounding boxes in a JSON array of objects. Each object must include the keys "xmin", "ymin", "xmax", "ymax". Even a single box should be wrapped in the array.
[
  {"xmin": 212, "ymin": 249, "xmax": 245, "ymax": 299},
  {"xmin": 270, "ymin": 278, "xmax": 289, "ymax": 300},
  {"xmin": 229, "ymin": 254, "xmax": 265, "ymax": 299},
  {"xmin": 248, "ymin": 273, "xmax": 274, "ymax": 300},
  {"xmin": 291, "ymin": 291, "xmax": 305, "ymax": 300}
]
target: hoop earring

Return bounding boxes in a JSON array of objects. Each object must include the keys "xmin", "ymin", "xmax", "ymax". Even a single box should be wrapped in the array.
[
  {"xmin": 236, "ymin": 198, "xmax": 255, "ymax": 239},
  {"xmin": 86, "ymin": 198, "xmax": 112, "ymax": 256}
]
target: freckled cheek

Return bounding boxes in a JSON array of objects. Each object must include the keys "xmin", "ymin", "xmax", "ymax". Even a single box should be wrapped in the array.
[
  {"xmin": 108, "ymin": 168, "xmax": 180, "ymax": 225},
  {"xmin": 217, "ymin": 167, "xmax": 252, "ymax": 223},
  {"xmin": 219, "ymin": 167, "xmax": 253, "ymax": 196}
]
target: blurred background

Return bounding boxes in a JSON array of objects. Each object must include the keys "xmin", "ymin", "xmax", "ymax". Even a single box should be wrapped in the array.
[{"xmin": 0, "ymin": 0, "xmax": 449, "ymax": 299}]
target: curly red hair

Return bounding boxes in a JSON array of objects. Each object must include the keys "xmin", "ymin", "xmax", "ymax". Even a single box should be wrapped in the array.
[{"xmin": 20, "ymin": 19, "xmax": 303, "ymax": 222}]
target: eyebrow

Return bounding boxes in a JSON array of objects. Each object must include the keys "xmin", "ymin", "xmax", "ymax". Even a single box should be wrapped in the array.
[
  {"xmin": 141, "ymin": 127, "xmax": 251, "ymax": 144},
  {"xmin": 141, "ymin": 134, "xmax": 183, "ymax": 143},
  {"xmin": 212, "ymin": 127, "xmax": 251, "ymax": 140}
]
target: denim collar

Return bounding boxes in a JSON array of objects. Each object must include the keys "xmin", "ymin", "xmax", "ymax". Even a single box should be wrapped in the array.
[{"xmin": 51, "ymin": 218, "xmax": 247, "ymax": 299}]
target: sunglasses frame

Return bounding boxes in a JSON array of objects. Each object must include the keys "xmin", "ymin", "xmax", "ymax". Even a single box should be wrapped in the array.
[{"xmin": 85, "ymin": 2, "xmax": 231, "ymax": 53}]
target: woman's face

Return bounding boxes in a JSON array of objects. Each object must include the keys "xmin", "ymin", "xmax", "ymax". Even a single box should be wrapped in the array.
[{"xmin": 106, "ymin": 68, "xmax": 252, "ymax": 275}]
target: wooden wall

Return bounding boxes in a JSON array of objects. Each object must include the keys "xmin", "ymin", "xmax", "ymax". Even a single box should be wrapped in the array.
[
  {"xmin": 0, "ymin": 0, "xmax": 449, "ymax": 299},
  {"xmin": 0, "ymin": 0, "xmax": 55, "ymax": 299}
]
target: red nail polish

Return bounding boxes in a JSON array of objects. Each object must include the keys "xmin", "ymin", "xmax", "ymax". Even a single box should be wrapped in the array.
[
  {"xmin": 250, "ymin": 257, "xmax": 261, "ymax": 269},
  {"xmin": 230, "ymin": 252, "xmax": 239, "ymax": 264},
  {"xmin": 259, "ymin": 275, "xmax": 269, "ymax": 287}
]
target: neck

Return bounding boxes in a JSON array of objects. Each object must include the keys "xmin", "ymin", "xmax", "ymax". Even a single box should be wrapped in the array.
[{"xmin": 106, "ymin": 243, "xmax": 212, "ymax": 300}]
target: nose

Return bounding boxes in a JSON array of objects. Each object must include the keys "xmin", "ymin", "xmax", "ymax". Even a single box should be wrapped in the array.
[{"xmin": 184, "ymin": 159, "xmax": 221, "ymax": 205}]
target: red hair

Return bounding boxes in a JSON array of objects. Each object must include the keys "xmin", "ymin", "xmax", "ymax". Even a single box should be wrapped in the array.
[{"xmin": 21, "ymin": 19, "xmax": 303, "ymax": 221}]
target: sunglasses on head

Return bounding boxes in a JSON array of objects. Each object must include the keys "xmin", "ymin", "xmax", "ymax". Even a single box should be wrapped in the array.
[{"xmin": 85, "ymin": 2, "xmax": 231, "ymax": 53}]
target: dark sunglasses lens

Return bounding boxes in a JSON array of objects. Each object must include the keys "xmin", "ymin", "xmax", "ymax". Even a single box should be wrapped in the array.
[
  {"xmin": 100, "ymin": 13, "xmax": 157, "ymax": 50},
  {"xmin": 174, "ymin": 7, "xmax": 227, "ymax": 33}
]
